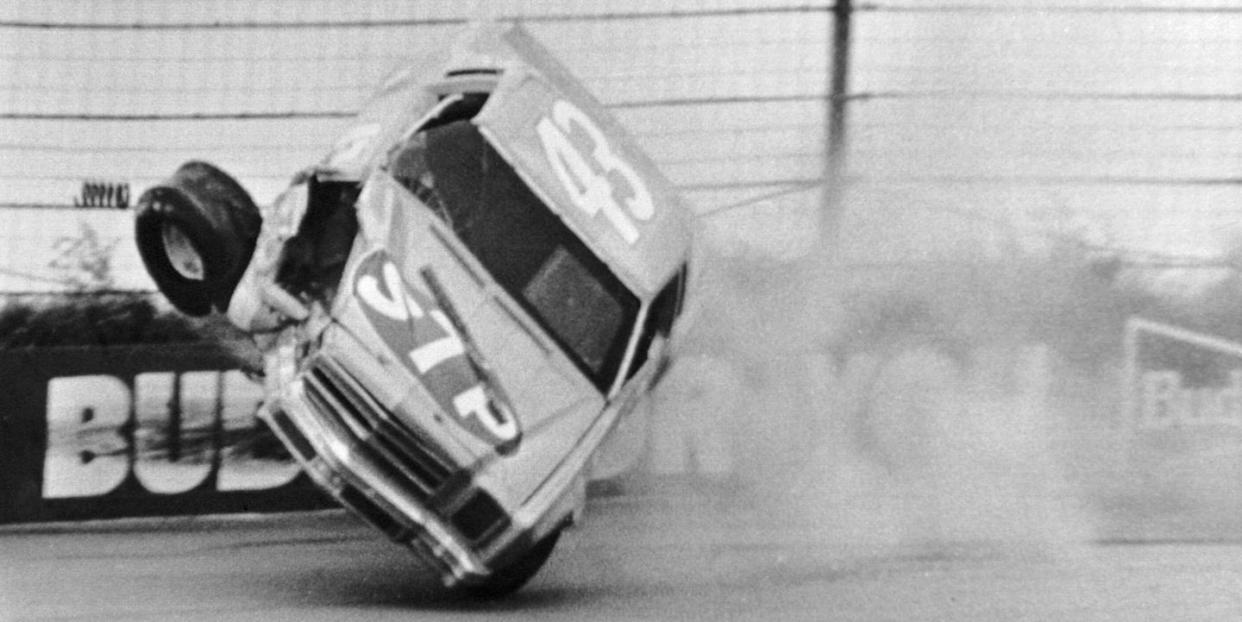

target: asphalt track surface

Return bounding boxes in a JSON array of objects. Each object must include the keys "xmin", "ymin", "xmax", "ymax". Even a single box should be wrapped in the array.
[{"xmin": 3, "ymin": 490, "xmax": 1242, "ymax": 622}]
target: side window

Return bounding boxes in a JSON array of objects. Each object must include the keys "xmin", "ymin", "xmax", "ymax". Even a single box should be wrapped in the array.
[
  {"xmin": 387, "ymin": 93, "xmax": 489, "ymax": 221},
  {"xmin": 275, "ymin": 178, "xmax": 360, "ymax": 301},
  {"xmin": 625, "ymin": 264, "xmax": 687, "ymax": 380},
  {"xmin": 652, "ymin": 263, "xmax": 687, "ymax": 337}
]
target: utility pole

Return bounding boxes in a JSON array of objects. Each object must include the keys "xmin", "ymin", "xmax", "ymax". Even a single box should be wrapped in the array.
[{"xmin": 824, "ymin": 0, "xmax": 853, "ymax": 247}]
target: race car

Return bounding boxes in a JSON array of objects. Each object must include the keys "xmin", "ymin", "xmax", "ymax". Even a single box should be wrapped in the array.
[{"xmin": 132, "ymin": 23, "xmax": 693, "ymax": 595}]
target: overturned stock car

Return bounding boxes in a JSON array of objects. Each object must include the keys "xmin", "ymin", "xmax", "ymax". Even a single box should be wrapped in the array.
[{"xmin": 132, "ymin": 23, "xmax": 692, "ymax": 595}]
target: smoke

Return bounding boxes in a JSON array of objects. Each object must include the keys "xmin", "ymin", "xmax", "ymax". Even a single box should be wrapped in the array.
[
  {"xmin": 796, "ymin": 342, "xmax": 1092, "ymax": 557},
  {"xmin": 596, "ymin": 3, "xmax": 1242, "ymax": 577},
  {"xmin": 646, "ymin": 227, "xmax": 1101, "ymax": 564}
]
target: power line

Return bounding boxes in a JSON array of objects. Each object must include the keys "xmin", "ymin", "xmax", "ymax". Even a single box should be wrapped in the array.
[
  {"xmin": 0, "ymin": 203, "xmax": 89, "ymax": 209},
  {"xmin": 850, "ymin": 179, "xmax": 1235, "ymax": 264},
  {"xmin": 12, "ymin": 172, "xmax": 1241, "ymax": 190},
  {"xmin": 613, "ymin": 93, "xmax": 825, "ymax": 109},
  {"xmin": 1118, "ymin": 260, "xmax": 1236, "ymax": 270},
  {"xmin": 0, "ymin": 142, "xmax": 324, "ymax": 153},
  {"xmin": 849, "ymin": 90, "xmax": 1242, "ymax": 103},
  {"xmin": 0, "ymin": 93, "xmax": 827, "ymax": 121},
  {"xmin": 698, "ymin": 179, "xmax": 826, "ymax": 217},
  {"xmin": 0, "ymin": 173, "xmax": 289, "ymax": 181},
  {"xmin": 0, "ymin": 174, "xmax": 825, "ymax": 190},
  {"xmin": 676, "ymin": 177, "xmax": 824, "ymax": 192},
  {"xmin": 0, "ymin": 5, "xmax": 835, "ymax": 31},
  {"xmin": 658, "ymin": 151, "xmax": 824, "ymax": 166},
  {"xmin": 6, "ymin": 3, "xmax": 1239, "ymax": 30},
  {"xmin": 0, "ymin": 111, "xmax": 355, "ymax": 121},
  {"xmin": 1, "ymin": 288, "xmax": 160, "ymax": 297},
  {"xmin": 11, "ymin": 88, "xmax": 1239, "ymax": 123},
  {"xmin": 864, "ymin": 3, "xmax": 1242, "ymax": 14},
  {"xmin": 851, "ymin": 174, "xmax": 1242, "ymax": 187}
]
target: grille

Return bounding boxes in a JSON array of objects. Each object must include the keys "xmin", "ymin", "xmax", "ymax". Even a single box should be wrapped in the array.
[
  {"xmin": 268, "ymin": 407, "xmax": 314, "ymax": 463},
  {"xmin": 302, "ymin": 355, "xmax": 454, "ymax": 500}
]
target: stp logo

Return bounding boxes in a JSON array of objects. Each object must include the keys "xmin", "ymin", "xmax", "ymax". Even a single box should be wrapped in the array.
[{"xmin": 354, "ymin": 249, "xmax": 520, "ymax": 453}]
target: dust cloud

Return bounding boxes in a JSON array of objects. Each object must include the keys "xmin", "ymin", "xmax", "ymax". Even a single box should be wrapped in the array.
[{"xmin": 640, "ymin": 232, "xmax": 1103, "ymax": 566}]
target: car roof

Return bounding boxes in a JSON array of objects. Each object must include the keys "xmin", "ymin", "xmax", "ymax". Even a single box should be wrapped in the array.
[{"xmin": 325, "ymin": 22, "xmax": 693, "ymax": 298}]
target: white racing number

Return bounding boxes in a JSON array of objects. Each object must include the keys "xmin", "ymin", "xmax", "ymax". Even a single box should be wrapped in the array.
[
  {"xmin": 536, "ymin": 99, "xmax": 654, "ymax": 245},
  {"xmin": 355, "ymin": 252, "xmax": 518, "ymax": 446},
  {"xmin": 357, "ymin": 261, "xmax": 468, "ymax": 374}
]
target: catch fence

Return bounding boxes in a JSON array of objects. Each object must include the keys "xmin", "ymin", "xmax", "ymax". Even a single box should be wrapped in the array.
[{"xmin": 1, "ymin": 1, "xmax": 1239, "ymax": 290}]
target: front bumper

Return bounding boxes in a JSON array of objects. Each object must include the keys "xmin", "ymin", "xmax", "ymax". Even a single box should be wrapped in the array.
[{"xmin": 260, "ymin": 351, "xmax": 510, "ymax": 586}]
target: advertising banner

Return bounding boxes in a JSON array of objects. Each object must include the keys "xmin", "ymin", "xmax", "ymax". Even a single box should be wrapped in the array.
[
  {"xmin": 1123, "ymin": 318, "xmax": 1242, "ymax": 505},
  {"xmin": 0, "ymin": 344, "xmax": 330, "ymax": 523}
]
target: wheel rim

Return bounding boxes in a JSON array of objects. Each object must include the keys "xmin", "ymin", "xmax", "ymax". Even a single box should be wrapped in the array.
[{"xmin": 161, "ymin": 221, "xmax": 206, "ymax": 281}]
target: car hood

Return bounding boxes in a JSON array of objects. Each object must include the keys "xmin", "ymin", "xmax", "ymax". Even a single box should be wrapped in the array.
[{"xmin": 332, "ymin": 171, "xmax": 604, "ymax": 464}]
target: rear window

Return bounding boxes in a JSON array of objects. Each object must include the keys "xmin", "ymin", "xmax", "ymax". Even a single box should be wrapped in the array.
[{"xmin": 388, "ymin": 116, "xmax": 639, "ymax": 390}]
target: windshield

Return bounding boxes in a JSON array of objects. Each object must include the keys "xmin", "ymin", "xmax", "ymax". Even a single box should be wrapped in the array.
[{"xmin": 388, "ymin": 115, "xmax": 640, "ymax": 390}]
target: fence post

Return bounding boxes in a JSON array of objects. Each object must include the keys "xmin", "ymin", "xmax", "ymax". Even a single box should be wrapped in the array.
[{"xmin": 824, "ymin": 0, "xmax": 853, "ymax": 248}]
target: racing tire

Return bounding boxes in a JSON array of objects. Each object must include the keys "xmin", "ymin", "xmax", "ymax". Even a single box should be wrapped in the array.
[
  {"xmin": 134, "ymin": 161, "xmax": 261, "ymax": 316},
  {"xmin": 459, "ymin": 528, "xmax": 562, "ymax": 599}
]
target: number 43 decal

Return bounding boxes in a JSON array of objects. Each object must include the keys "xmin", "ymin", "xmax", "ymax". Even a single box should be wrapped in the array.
[{"xmin": 536, "ymin": 99, "xmax": 655, "ymax": 245}]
